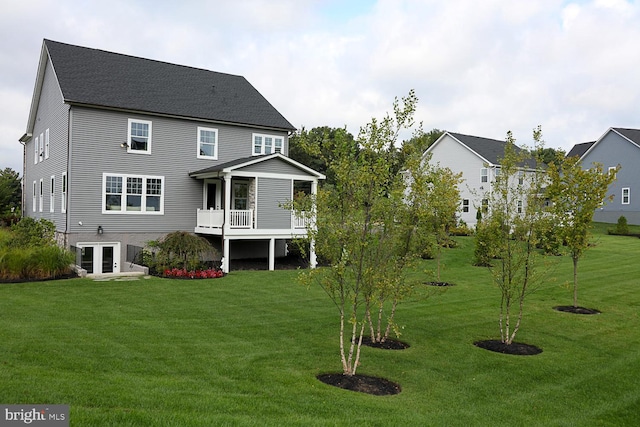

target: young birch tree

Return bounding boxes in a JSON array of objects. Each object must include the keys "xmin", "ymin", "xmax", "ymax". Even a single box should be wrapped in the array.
[
  {"xmin": 298, "ymin": 91, "xmax": 427, "ymax": 375},
  {"xmin": 546, "ymin": 155, "xmax": 619, "ymax": 308},
  {"xmin": 479, "ymin": 128, "xmax": 548, "ymax": 345}
]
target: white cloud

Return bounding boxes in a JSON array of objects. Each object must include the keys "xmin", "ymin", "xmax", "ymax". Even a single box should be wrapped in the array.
[{"xmin": 1, "ymin": 0, "xmax": 640, "ymax": 174}]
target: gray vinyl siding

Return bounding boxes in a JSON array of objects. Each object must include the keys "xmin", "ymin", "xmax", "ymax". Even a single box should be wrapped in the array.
[
  {"xmin": 582, "ymin": 131, "xmax": 640, "ymax": 224},
  {"xmin": 239, "ymin": 157, "xmax": 308, "ymax": 176},
  {"xmin": 67, "ymin": 107, "xmax": 286, "ymax": 234},
  {"xmin": 256, "ymin": 178, "xmax": 292, "ymax": 229},
  {"xmin": 23, "ymin": 57, "xmax": 70, "ymax": 232}
]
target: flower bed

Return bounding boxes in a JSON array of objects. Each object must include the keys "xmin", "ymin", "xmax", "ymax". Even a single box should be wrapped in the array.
[{"xmin": 163, "ymin": 268, "xmax": 224, "ymax": 279}]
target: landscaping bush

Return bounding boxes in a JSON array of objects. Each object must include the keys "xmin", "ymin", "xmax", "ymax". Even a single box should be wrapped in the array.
[{"xmin": 145, "ymin": 231, "xmax": 219, "ymax": 274}]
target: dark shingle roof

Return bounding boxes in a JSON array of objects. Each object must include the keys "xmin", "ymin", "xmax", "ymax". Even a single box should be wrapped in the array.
[
  {"xmin": 566, "ymin": 141, "xmax": 595, "ymax": 158},
  {"xmin": 447, "ymin": 131, "xmax": 538, "ymax": 168},
  {"xmin": 44, "ymin": 39, "xmax": 295, "ymax": 131},
  {"xmin": 612, "ymin": 128, "xmax": 640, "ymax": 146}
]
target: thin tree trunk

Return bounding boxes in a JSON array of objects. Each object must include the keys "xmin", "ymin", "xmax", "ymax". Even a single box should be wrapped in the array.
[
  {"xmin": 383, "ymin": 297, "xmax": 399, "ymax": 340},
  {"xmin": 573, "ymin": 255, "xmax": 579, "ymax": 308}
]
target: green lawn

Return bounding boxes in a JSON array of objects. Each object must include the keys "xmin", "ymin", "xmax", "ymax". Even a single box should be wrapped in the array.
[{"xmin": 1, "ymin": 225, "xmax": 639, "ymax": 426}]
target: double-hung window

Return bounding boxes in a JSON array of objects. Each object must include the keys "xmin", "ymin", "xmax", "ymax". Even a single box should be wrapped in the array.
[
  {"xmin": 45, "ymin": 129, "xmax": 50, "ymax": 160},
  {"xmin": 34, "ymin": 137, "xmax": 39, "ymax": 164},
  {"xmin": 61, "ymin": 172, "xmax": 67, "ymax": 213},
  {"xmin": 253, "ymin": 133, "xmax": 284, "ymax": 155},
  {"xmin": 622, "ymin": 188, "xmax": 630, "ymax": 205},
  {"xmin": 480, "ymin": 168, "xmax": 488, "ymax": 183},
  {"xmin": 127, "ymin": 119, "xmax": 152, "ymax": 154},
  {"xmin": 50, "ymin": 176, "xmax": 55, "ymax": 213},
  {"xmin": 39, "ymin": 179, "xmax": 43, "ymax": 212},
  {"xmin": 462, "ymin": 199, "xmax": 469, "ymax": 213},
  {"xmin": 197, "ymin": 127, "xmax": 218, "ymax": 159},
  {"xmin": 103, "ymin": 173, "xmax": 164, "ymax": 214},
  {"xmin": 518, "ymin": 170, "xmax": 524, "ymax": 185},
  {"xmin": 32, "ymin": 181, "xmax": 36, "ymax": 212}
]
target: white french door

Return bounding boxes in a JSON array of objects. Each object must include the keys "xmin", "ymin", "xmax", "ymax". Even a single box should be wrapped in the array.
[{"xmin": 77, "ymin": 242, "xmax": 120, "ymax": 275}]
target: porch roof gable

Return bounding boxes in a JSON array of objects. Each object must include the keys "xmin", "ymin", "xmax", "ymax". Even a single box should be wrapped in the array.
[{"xmin": 189, "ymin": 153, "xmax": 326, "ymax": 180}]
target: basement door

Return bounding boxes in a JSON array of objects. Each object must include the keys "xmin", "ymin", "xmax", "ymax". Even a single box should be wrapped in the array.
[{"xmin": 77, "ymin": 242, "xmax": 121, "ymax": 274}]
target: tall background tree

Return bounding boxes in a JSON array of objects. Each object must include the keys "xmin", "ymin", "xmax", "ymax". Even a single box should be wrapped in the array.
[
  {"xmin": 546, "ymin": 155, "xmax": 619, "ymax": 309},
  {"xmin": 0, "ymin": 168, "xmax": 22, "ymax": 225}
]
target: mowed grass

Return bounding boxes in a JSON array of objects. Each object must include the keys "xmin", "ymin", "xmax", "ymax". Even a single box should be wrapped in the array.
[{"xmin": 0, "ymin": 224, "xmax": 639, "ymax": 426}]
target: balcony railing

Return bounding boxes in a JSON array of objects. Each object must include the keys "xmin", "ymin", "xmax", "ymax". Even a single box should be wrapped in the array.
[
  {"xmin": 196, "ymin": 209, "xmax": 253, "ymax": 229},
  {"xmin": 292, "ymin": 211, "xmax": 308, "ymax": 229}
]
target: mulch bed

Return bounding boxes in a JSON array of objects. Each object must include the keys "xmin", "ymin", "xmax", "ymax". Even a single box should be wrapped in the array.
[
  {"xmin": 553, "ymin": 305, "xmax": 601, "ymax": 315},
  {"xmin": 0, "ymin": 272, "xmax": 78, "ymax": 284},
  {"xmin": 424, "ymin": 281, "xmax": 455, "ymax": 287},
  {"xmin": 317, "ymin": 373, "xmax": 401, "ymax": 395},
  {"xmin": 361, "ymin": 336, "xmax": 410, "ymax": 350},
  {"xmin": 474, "ymin": 339, "xmax": 542, "ymax": 355}
]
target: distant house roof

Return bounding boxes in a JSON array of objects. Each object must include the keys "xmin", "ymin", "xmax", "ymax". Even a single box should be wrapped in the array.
[
  {"xmin": 566, "ymin": 141, "xmax": 595, "ymax": 158},
  {"xmin": 41, "ymin": 39, "xmax": 295, "ymax": 131},
  {"xmin": 573, "ymin": 127, "xmax": 640, "ymax": 160},
  {"xmin": 434, "ymin": 131, "xmax": 537, "ymax": 168}
]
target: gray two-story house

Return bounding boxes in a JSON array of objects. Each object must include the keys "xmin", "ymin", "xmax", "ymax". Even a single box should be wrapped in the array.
[
  {"xmin": 19, "ymin": 39, "xmax": 324, "ymax": 274},
  {"xmin": 568, "ymin": 127, "xmax": 640, "ymax": 225}
]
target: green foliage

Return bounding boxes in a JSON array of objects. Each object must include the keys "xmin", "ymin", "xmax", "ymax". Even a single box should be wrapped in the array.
[
  {"xmin": 477, "ymin": 127, "xmax": 550, "ymax": 345},
  {"xmin": 0, "ymin": 219, "xmax": 74, "ymax": 281},
  {"xmin": 10, "ymin": 217, "xmax": 56, "ymax": 248},
  {"xmin": 0, "ymin": 168, "xmax": 21, "ymax": 216},
  {"xmin": 146, "ymin": 231, "xmax": 216, "ymax": 272},
  {"xmin": 612, "ymin": 215, "xmax": 629, "ymax": 235},
  {"xmin": 546, "ymin": 155, "xmax": 619, "ymax": 307}
]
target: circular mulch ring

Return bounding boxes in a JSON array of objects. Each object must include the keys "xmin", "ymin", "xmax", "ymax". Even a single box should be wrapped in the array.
[
  {"xmin": 424, "ymin": 281, "xmax": 455, "ymax": 287},
  {"xmin": 553, "ymin": 305, "xmax": 601, "ymax": 315},
  {"xmin": 361, "ymin": 336, "xmax": 410, "ymax": 350},
  {"xmin": 474, "ymin": 339, "xmax": 542, "ymax": 356},
  {"xmin": 317, "ymin": 373, "xmax": 401, "ymax": 395}
]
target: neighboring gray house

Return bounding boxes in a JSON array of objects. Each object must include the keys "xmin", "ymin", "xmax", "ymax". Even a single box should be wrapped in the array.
[
  {"xmin": 424, "ymin": 131, "xmax": 538, "ymax": 227},
  {"xmin": 569, "ymin": 127, "xmax": 640, "ymax": 225},
  {"xmin": 19, "ymin": 39, "xmax": 324, "ymax": 275}
]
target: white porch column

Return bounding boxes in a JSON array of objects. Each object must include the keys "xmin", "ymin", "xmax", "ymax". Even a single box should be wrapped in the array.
[
  {"xmin": 268, "ymin": 238, "xmax": 275, "ymax": 271},
  {"xmin": 310, "ymin": 179, "xmax": 318, "ymax": 269},
  {"xmin": 222, "ymin": 237, "xmax": 230, "ymax": 273},
  {"xmin": 223, "ymin": 175, "xmax": 232, "ymax": 234}
]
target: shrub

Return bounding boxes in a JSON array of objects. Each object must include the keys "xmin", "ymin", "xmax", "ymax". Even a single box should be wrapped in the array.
[
  {"xmin": 145, "ymin": 231, "xmax": 218, "ymax": 274},
  {"xmin": 614, "ymin": 215, "xmax": 629, "ymax": 235},
  {"xmin": 163, "ymin": 268, "xmax": 224, "ymax": 279},
  {"xmin": 10, "ymin": 218, "xmax": 55, "ymax": 248}
]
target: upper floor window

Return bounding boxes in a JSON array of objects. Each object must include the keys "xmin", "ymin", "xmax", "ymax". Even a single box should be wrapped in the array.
[
  {"xmin": 39, "ymin": 179, "xmax": 43, "ymax": 212},
  {"xmin": 608, "ymin": 166, "xmax": 617, "ymax": 180},
  {"xmin": 462, "ymin": 199, "xmax": 469, "ymax": 213},
  {"xmin": 518, "ymin": 170, "xmax": 524, "ymax": 185},
  {"xmin": 495, "ymin": 168, "xmax": 501, "ymax": 182},
  {"xmin": 127, "ymin": 119, "xmax": 152, "ymax": 154},
  {"xmin": 45, "ymin": 129, "xmax": 50, "ymax": 160},
  {"xmin": 103, "ymin": 173, "xmax": 164, "ymax": 214},
  {"xmin": 622, "ymin": 188, "xmax": 630, "ymax": 205},
  {"xmin": 253, "ymin": 133, "xmax": 283, "ymax": 155},
  {"xmin": 39, "ymin": 133, "xmax": 44, "ymax": 161},
  {"xmin": 197, "ymin": 127, "xmax": 218, "ymax": 159},
  {"xmin": 34, "ymin": 137, "xmax": 39, "ymax": 164},
  {"xmin": 233, "ymin": 182, "xmax": 249, "ymax": 210},
  {"xmin": 481, "ymin": 168, "xmax": 488, "ymax": 183},
  {"xmin": 32, "ymin": 181, "xmax": 36, "ymax": 212},
  {"xmin": 61, "ymin": 172, "xmax": 67, "ymax": 213}
]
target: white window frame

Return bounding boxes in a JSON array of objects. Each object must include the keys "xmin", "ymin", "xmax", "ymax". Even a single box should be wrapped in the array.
[
  {"xmin": 517, "ymin": 200, "xmax": 523, "ymax": 213},
  {"xmin": 34, "ymin": 137, "xmax": 38, "ymax": 164},
  {"xmin": 481, "ymin": 168, "xmax": 488, "ymax": 183},
  {"xmin": 39, "ymin": 133, "xmax": 44, "ymax": 162},
  {"xmin": 518, "ymin": 170, "xmax": 524, "ymax": 185},
  {"xmin": 50, "ymin": 175, "xmax": 55, "ymax": 213},
  {"xmin": 127, "ymin": 119, "xmax": 152, "ymax": 154},
  {"xmin": 252, "ymin": 133, "xmax": 284, "ymax": 156},
  {"xmin": 197, "ymin": 126, "xmax": 218, "ymax": 160},
  {"xmin": 102, "ymin": 173, "xmax": 164, "ymax": 214},
  {"xmin": 45, "ymin": 128, "xmax": 50, "ymax": 160},
  {"xmin": 39, "ymin": 179, "xmax": 43, "ymax": 212},
  {"xmin": 61, "ymin": 172, "xmax": 67, "ymax": 213},
  {"xmin": 622, "ymin": 187, "xmax": 630, "ymax": 205},
  {"xmin": 462, "ymin": 199, "xmax": 469, "ymax": 213},
  {"xmin": 32, "ymin": 181, "xmax": 37, "ymax": 212}
]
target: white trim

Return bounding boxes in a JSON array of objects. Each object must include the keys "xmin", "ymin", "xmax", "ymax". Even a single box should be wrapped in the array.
[
  {"xmin": 61, "ymin": 172, "xmax": 67, "ymax": 213},
  {"xmin": 39, "ymin": 133, "xmax": 44, "ymax": 162},
  {"xmin": 197, "ymin": 126, "xmax": 218, "ymax": 160},
  {"xmin": 102, "ymin": 173, "xmax": 164, "ymax": 214},
  {"xmin": 50, "ymin": 175, "xmax": 55, "ymax": 213},
  {"xmin": 32, "ymin": 181, "xmax": 37, "ymax": 212},
  {"xmin": 252, "ymin": 133, "xmax": 284, "ymax": 156},
  {"xmin": 75, "ymin": 242, "xmax": 121, "ymax": 275},
  {"xmin": 622, "ymin": 187, "xmax": 630, "ymax": 205},
  {"xmin": 127, "ymin": 119, "xmax": 152, "ymax": 154},
  {"xmin": 44, "ymin": 128, "xmax": 50, "ymax": 160},
  {"xmin": 34, "ymin": 137, "xmax": 38, "ymax": 164},
  {"xmin": 39, "ymin": 179, "xmax": 43, "ymax": 212}
]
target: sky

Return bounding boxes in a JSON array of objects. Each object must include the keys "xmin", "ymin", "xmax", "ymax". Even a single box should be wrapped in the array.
[{"xmin": 2, "ymin": 0, "xmax": 640, "ymax": 174}]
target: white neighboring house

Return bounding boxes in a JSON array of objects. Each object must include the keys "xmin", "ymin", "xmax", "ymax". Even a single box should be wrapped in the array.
[{"xmin": 423, "ymin": 131, "xmax": 539, "ymax": 227}]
